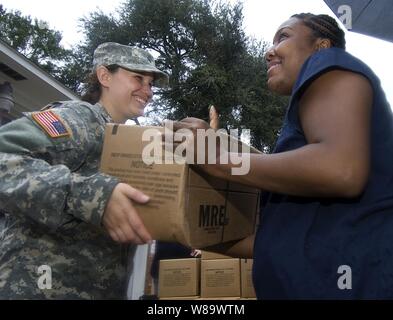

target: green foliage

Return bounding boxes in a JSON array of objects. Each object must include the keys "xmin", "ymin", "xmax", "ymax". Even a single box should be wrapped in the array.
[
  {"xmin": 0, "ymin": 4, "xmax": 69, "ymax": 77},
  {"xmin": 0, "ymin": 1, "xmax": 287, "ymax": 152},
  {"xmin": 70, "ymin": 0, "xmax": 287, "ymax": 151}
]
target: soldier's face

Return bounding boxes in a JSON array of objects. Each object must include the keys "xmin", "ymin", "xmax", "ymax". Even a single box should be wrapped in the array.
[{"xmin": 105, "ymin": 68, "xmax": 154, "ymax": 120}]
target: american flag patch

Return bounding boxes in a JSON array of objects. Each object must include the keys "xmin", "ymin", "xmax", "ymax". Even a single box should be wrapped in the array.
[{"xmin": 32, "ymin": 111, "xmax": 70, "ymax": 138}]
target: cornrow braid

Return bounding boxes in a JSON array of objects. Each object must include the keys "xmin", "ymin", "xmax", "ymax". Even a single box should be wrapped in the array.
[{"xmin": 291, "ymin": 13, "xmax": 346, "ymax": 49}]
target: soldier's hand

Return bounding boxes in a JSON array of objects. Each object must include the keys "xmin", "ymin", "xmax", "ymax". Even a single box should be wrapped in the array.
[{"xmin": 103, "ymin": 183, "xmax": 152, "ymax": 244}]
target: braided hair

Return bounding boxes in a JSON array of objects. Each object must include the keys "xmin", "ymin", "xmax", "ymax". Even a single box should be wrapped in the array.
[{"xmin": 291, "ymin": 13, "xmax": 346, "ymax": 50}]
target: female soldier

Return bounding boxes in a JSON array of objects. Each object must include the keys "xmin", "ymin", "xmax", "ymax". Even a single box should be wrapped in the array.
[
  {"xmin": 0, "ymin": 42, "xmax": 168, "ymax": 299},
  {"xmin": 173, "ymin": 14, "xmax": 393, "ymax": 299}
]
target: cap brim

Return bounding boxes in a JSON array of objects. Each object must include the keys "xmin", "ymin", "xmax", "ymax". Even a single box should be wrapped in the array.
[{"xmin": 119, "ymin": 64, "xmax": 169, "ymax": 88}]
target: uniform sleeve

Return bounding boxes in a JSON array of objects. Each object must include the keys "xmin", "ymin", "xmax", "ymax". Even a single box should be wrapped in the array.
[{"xmin": 0, "ymin": 107, "xmax": 119, "ymax": 231}]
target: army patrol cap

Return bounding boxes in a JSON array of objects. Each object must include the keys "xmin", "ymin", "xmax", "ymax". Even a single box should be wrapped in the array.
[{"xmin": 93, "ymin": 42, "xmax": 169, "ymax": 87}]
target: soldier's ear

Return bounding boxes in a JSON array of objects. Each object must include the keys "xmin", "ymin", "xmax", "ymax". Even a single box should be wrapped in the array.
[{"xmin": 96, "ymin": 66, "xmax": 112, "ymax": 88}]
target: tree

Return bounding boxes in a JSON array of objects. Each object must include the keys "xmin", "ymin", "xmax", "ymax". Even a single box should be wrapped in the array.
[
  {"xmin": 0, "ymin": 5, "xmax": 69, "ymax": 78},
  {"xmin": 1, "ymin": 2, "xmax": 287, "ymax": 151},
  {"xmin": 67, "ymin": 0, "xmax": 287, "ymax": 151}
]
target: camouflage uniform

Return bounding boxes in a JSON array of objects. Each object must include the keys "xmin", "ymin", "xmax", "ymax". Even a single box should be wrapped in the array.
[
  {"xmin": 0, "ymin": 42, "xmax": 168, "ymax": 299},
  {"xmin": 0, "ymin": 101, "xmax": 132, "ymax": 299}
]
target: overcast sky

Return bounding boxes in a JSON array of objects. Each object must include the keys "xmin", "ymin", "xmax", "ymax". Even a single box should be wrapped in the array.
[{"xmin": 2, "ymin": 0, "xmax": 393, "ymax": 108}]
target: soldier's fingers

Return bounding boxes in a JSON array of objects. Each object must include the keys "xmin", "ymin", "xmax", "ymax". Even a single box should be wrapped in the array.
[
  {"xmin": 119, "ymin": 221, "xmax": 145, "ymax": 244},
  {"xmin": 105, "ymin": 212, "xmax": 134, "ymax": 244},
  {"xmin": 126, "ymin": 207, "xmax": 152, "ymax": 243},
  {"xmin": 114, "ymin": 227, "xmax": 128, "ymax": 244},
  {"xmin": 102, "ymin": 214, "xmax": 116, "ymax": 233},
  {"xmin": 108, "ymin": 229, "xmax": 120, "ymax": 243},
  {"xmin": 112, "ymin": 228, "xmax": 125, "ymax": 243},
  {"xmin": 121, "ymin": 184, "xmax": 150, "ymax": 204}
]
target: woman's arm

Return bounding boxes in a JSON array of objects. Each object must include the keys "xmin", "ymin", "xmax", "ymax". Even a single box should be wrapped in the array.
[
  {"xmin": 203, "ymin": 70, "xmax": 373, "ymax": 198},
  {"xmin": 202, "ymin": 233, "xmax": 255, "ymax": 259},
  {"xmin": 0, "ymin": 108, "xmax": 152, "ymax": 244}
]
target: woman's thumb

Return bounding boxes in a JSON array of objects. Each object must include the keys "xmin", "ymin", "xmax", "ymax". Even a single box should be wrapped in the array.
[{"xmin": 209, "ymin": 105, "xmax": 219, "ymax": 130}]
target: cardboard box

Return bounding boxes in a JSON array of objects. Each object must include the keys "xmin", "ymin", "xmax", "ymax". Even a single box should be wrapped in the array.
[
  {"xmin": 201, "ymin": 259, "xmax": 240, "ymax": 298},
  {"xmin": 160, "ymin": 296, "xmax": 200, "ymax": 300},
  {"xmin": 100, "ymin": 124, "xmax": 260, "ymax": 248},
  {"xmin": 196, "ymin": 297, "xmax": 241, "ymax": 300},
  {"xmin": 240, "ymin": 259, "xmax": 256, "ymax": 298},
  {"xmin": 158, "ymin": 258, "xmax": 200, "ymax": 298},
  {"xmin": 201, "ymin": 250, "xmax": 232, "ymax": 260}
]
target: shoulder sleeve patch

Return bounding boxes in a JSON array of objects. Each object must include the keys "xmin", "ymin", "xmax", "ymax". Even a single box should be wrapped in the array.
[{"xmin": 31, "ymin": 110, "xmax": 71, "ymax": 138}]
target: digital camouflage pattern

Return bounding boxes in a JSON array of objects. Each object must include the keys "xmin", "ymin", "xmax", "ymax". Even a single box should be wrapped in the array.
[
  {"xmin": 93, "ymin": 42, "xmax": 169, "ymax": 88},
  {"xmin": 0, "ymin": 101, "xmax": 134, "ymax": 299}
]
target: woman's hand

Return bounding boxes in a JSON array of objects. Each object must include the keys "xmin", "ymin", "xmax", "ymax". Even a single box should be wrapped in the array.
[
  {"xmin": 209, "ymin": 105, "xmax": 219, "ymax": 130},
  {"xmin": 169, "ymin": 105, "xmax": 219, "ymax": 131},
  {"xmin": 103, "ymin": 183, "xmax": 152, "ymax": 244},
  {"xmin": 163, "ymin": 106, "xmax": 221, "ymax": 165}
]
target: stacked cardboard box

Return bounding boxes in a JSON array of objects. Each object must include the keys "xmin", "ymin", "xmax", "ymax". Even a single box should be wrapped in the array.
[
  {"xmin": 200, "ymin": 250, "xmax": 232, "ymax": 260},
  {"xmin": 200, "ymin": 251, "xmax": 256, "ymax": 299},
  {"xmin": 158, "ymin": 252, "xmax": 256, "ymax": 300},
  {"xmin": 240, "ymin": 259, "xmax": 257, "ymax": 299},
  {"xmin": 158, "ymin": 258, "xmax": 200, "ymax": 299},
  {"xmin": 201, "ymin": 258, "xmax": 241, "ymax": 298}
]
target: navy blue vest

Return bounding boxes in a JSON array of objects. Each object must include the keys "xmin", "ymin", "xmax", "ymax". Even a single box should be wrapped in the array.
[{"xmin": 253, "ymin": 47, "xmax": 393, "ymax": 299}]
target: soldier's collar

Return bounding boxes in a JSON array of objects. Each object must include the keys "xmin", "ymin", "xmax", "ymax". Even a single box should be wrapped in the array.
[{"xmin": 94, "ymin": 103, "xmax": 113, "ymax": 123}]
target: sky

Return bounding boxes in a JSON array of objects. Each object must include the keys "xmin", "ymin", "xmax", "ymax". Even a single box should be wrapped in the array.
[{"xmin": 1, "ymin": 0, "xmax": 393, "ymax": 108}]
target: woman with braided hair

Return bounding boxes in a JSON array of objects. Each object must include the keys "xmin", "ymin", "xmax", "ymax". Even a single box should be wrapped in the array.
[
  {"xmin": 171, "ymin": 13, "xmax": 393, "ymax": 299},
  {"xmin": 291, "ymin": 13, "xmax": 346, "ymax": 49}
]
